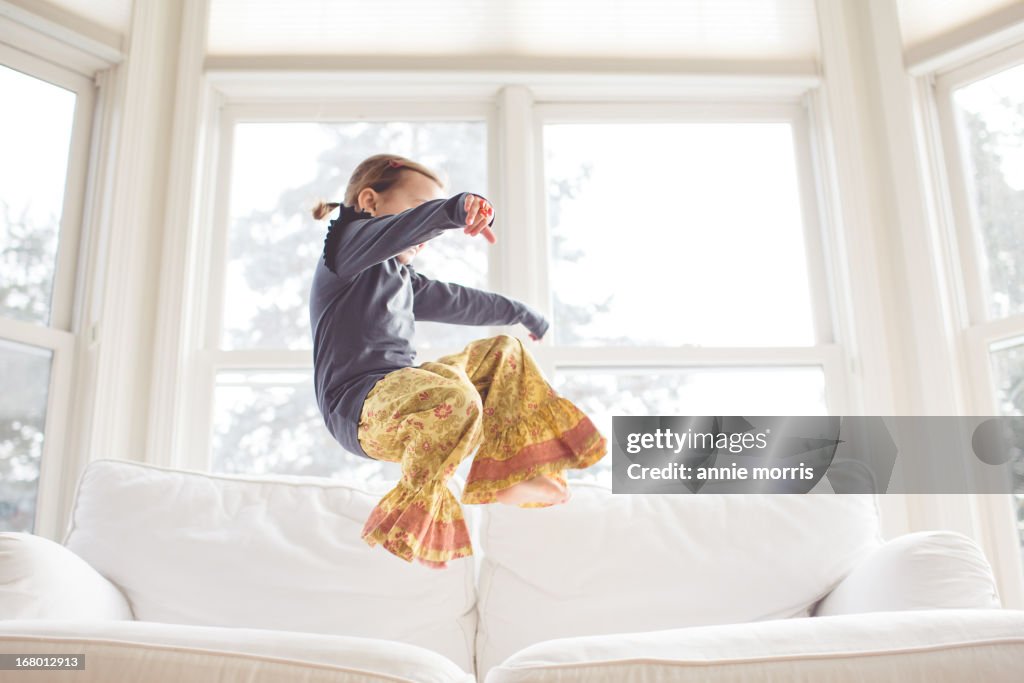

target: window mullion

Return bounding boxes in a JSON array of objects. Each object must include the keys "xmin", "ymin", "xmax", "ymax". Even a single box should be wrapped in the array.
[
  {"xmin": 496, "ymin": 85, "xmax": 548, "ymax": 319},
  {"xmin": 793, "ymin": 98, "xmax": 837, "ymax": 346},
  {"xmin": 204, "ymin": 112, "xmax": 235, "ymax": 352}
]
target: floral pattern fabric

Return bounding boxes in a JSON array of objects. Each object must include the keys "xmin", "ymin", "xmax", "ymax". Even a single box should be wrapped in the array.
[{"xmin": 357, "ymin": 334, "xmax": 607, "ymax": 564}]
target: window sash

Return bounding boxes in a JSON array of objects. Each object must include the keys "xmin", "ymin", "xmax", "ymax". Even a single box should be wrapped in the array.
[
  {"xmin": 204, "ymin": 102, "xmax": 501, "ymax": 353},
  {"xmin": 928, "ymin": 41, "xmax": 1024, "ymax": 602},
  {"xmin": 0, "ymin": 43, "xmax": 94, "ymax": 333},
  {"xmin": 532, "ymin": 101, "xmax": 836, "ymax": 349},
  {"xmin": 0, "ymin": 44, "xmax": 94, "ymax": 538},
  {"xmin": 933, "ymin": 48, "xmax": 1024, "ymax": 413},
  {"xmin": 933, "ymin": 40, "xmax": 1024, "ymax": 330}
]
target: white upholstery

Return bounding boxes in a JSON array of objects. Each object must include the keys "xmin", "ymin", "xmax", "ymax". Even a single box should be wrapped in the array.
[
  {"xmin": 0, "ymin": 531, "xmax": 133, "ymax": 621},
  {"xmin": 0, "ymin": 619, "xmax": 474, "ymax": 683},
  {"xmin": 484, "ymin": 608, "xmax": 1024, "ymax": 683},
  {"xmin": 60, "ymin": 459, "xmax": 477, "ymax": 673},
  {"xmin": 814, "ymin": 529, "xmax": 1002, "ymax": 616},
  {"xmin": 475, "ymin": 485, "xmax": 883, "ymax": 679}
]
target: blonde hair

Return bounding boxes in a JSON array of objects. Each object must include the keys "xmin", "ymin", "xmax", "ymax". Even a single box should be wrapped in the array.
[{"xmin": 311, "ymin": 154, "xmax": 446, "ymax": 221}]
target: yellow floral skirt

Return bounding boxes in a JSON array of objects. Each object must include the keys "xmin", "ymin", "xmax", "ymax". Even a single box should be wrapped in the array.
[{"xmin": 356, "ymin": 334, "xmax": 607, "ymax": 565}]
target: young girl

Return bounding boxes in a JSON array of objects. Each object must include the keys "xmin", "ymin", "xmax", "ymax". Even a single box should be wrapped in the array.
[{"xmin": 309, "ymin": 153, "xmax": 607, "ymax": 570}]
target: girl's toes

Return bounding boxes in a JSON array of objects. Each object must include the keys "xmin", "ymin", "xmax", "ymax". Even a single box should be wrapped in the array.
[{"xmin": 416, "ymin": 557, "xmax": 448, "ymax": 569}]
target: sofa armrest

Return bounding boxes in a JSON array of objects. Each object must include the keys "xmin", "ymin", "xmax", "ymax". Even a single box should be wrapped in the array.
[
  {"xmin": 813, "ymin": 530, "xmax": 1001, "ymax": 617},
  {"xmin": 0, "ymin": 532, "xmax": 134, "ymax": 620}
]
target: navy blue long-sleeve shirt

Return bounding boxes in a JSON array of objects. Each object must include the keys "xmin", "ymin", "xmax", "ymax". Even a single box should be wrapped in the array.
[{"xmin": 309, "ymin": 192, "xmax": 550, "ymax": 459}]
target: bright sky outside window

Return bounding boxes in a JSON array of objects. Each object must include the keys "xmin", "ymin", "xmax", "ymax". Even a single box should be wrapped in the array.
[
  {"xmin": 0, "ymin": 65, "xmax": 75, "ymax": 326},
  {"xmin": 952, "ymin": 61, "xmax": 1024, "ymax": 321},
  {"xmin": 544, "ymin": 121, "xmax": 818, "ymax": 348}
]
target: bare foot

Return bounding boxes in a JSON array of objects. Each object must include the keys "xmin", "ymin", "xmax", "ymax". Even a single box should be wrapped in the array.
[
  {"xmin": 495, "ymin": 474, "xmax": 569, "ymax": 506},
  {"xmin": 415, "ymin": 557, "xmax": 448, "ymax": 570}
]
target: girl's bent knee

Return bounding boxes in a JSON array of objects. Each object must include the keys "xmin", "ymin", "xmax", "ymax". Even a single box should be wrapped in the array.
[
  {"xmin": 493, "ymin": 333, "xmax": 518, "ymax": 346},
  {"xmin": 435, "ymin": 384, "xmax": 482, "ymax": 418}
]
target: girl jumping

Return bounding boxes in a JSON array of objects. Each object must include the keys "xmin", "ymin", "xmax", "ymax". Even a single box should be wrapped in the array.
[{"xmin": 309, "ymin": 153, "xmax": 607, "ymax": 570}]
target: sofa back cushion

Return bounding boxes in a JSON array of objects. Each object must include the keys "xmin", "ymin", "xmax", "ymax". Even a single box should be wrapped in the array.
[
  {"xmin": 62, "ymin": 459, "xmax": 477, "ymax": 673},
  {"xmin": 475, "ymin": 483, "xmax": 882, "ymax": 679}
]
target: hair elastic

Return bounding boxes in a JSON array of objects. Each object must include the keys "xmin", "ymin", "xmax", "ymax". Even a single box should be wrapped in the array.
[{"xmin": 387, "ymin": 159, "xmax": 404, "ymax": 168}]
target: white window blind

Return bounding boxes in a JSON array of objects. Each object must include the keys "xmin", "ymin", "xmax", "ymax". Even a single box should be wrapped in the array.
[
  {"xmin": 897, "ymin": 0, "xmax": 1020, "ymax": 47},
  {"xmin": 207, "ymin": 0, "xmax": 820, "ymax": 59}
]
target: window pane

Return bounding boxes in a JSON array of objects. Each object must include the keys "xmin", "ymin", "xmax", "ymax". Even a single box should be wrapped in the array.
[
  {"xmin": 991, "ymin": 336, "xmax": 1024, "ymax": 416},
  {"xmin": 223, "ymin": 121, "xmax": 488, "ymax": 351},
  {"xmin": 989, "ymin": 337, "xmax": 1024, "ymax": 574},
  {"xmin": 0, "ymin": 338, "xmax": 52, "ymax": 532},
  {"xmin": 0, "ymin": 65, "xmax": 75, "ymax": 326},
  {"xmin": 545, "ymin": 122, "xmax": 817, "ymax": 347},
  {"xmin": 952, "ymin": 62, "xmax": 1024, "ymax": 320},
  {"xmin": 553, "ymin": 365, "xmax": 827, "ymax": 484},
  {"xmin": 210, "ymin": 369, "xmax": 406, "ymax": 486}
]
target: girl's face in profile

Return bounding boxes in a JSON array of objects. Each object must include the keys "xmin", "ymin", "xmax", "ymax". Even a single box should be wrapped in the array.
[{"xmin": 359, "ymin": 170, "xmax": 446, "ymax": 266}]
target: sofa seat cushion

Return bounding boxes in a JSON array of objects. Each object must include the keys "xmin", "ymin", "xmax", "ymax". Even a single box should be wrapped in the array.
[
  {"xmin": 476, "ymin": 484, "xmax": 882, "ymax": 678},
  {"xmin": 0, "ymin": 619, "xmax": 473, "ymax": 683},
  {"xmin": 485, "ymin": 608, "xmax": 1024, "ymax": 683},
  {"xmin": 62, "ymin": 459, "xmax": 476, "ymax": 673}
]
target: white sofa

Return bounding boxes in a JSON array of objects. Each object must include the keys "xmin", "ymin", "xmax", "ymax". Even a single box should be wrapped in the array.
[{"xmin": 1, "ymin": 458, "xmax": 1022, "ymax": 682}]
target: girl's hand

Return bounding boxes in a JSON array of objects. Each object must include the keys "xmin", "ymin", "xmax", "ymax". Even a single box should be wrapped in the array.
[
  {"xmin": 528, "ymin": 332, "xmax": 543, "ymax": 341},
  {"xmin": 464, "ymin": 194, "xmax": 497, "ymax": 244}
]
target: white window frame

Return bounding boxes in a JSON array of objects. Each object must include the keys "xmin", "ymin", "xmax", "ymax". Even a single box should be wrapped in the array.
[
  {"xmin": 0, "ymin": 42, "xmax": 95, "ymax": 538},
  {"xmin": 931, "ymin": 41, "xmax": 1024, "ymax": 412},
  {"xmin": 181, "ymin": 71, "xmax": 853, "ymax": 476},
  {"xmin": 527, "ymin": 99, "xmax": 847, "ymax": 413},
  {"xmin": 913, "ymin": 38, "xmax": 1024, "ymax": 605}
]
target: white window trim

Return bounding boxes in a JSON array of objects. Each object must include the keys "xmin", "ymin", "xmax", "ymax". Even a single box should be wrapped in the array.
[
  {"xmin": 0, "ymin": 0, "xmax": 123, "ymax": 78},
  {"xmin": 0, "ymin": 41, "xmax": 95, "ymax": 539},
  {"xmin": 176, "ymin": 71, "xmax": 856, "ymax": 476},
  {"xmin": 912, "ymin": 38, "xmax": 1024, "ymax": 608}
]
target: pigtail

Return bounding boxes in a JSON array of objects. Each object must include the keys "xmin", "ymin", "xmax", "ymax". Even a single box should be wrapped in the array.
[{"xmin": 312, "ymin": 200, "xmax": 341, "ymax": 221}]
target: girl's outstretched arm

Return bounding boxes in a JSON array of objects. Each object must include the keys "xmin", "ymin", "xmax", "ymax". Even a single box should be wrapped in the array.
[
  {"xmin": 409, "ymin": 267, "xmax": 550, "ymax": 340},
  {"xmin": 322, "ymin": 192, "xmax": 492, "ymax": 281}
]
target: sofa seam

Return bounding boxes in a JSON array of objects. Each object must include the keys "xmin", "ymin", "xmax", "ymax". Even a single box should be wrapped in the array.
[{"xmin": 492, "ymin": 634, "xmax": 1024, "ymax": 672}]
